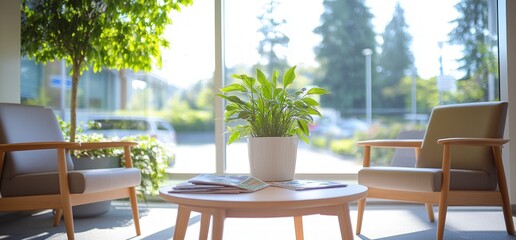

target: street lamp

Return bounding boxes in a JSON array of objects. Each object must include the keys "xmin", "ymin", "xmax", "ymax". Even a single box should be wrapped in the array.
[{"xmin": 362, "ymin": 48, "xmax": 372, "ymax": 125}]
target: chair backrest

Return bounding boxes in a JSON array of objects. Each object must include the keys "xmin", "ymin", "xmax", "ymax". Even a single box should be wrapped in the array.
[
  {"xmin": 417, "ymin": 101, "xmax": 507, "ymax": 174},
  {"xmin": 0, "ymin": 103, "xmax": 73, "ymax": 180},
  {"xmin": 390, "ymin": 130, "xmax": 425, "ymax": 167}
]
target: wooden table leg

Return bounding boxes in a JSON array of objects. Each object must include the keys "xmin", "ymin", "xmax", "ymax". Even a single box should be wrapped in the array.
[
  {"xmin": 336, "ymin": 204, "xmax": 354, "ymax": 240},
  {"xmin": 211, "ymin": 209, "xmax": 226, "ymax": 240},
  {"xmin": 199, "ymin": 213, "xmax": 211, "ymax": 240},
  {"xmin": 294, "ymin": 216, "xmax": 304, "ymax": 240},
  {"xmin": 174, "ymin": 205, "xmax": 191, "ymax": 240}
]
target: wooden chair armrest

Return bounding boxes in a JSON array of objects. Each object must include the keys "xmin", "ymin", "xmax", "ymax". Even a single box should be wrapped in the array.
[
  {"xmin": 71, "ymin": 141, "xmax": 138, "ymax": 168},
  {"xmin": 437, "ymin": 137, "xmax": 509, "ymax": 146},
  {"xmin": 437, "ymin": 138, "xmax": 510, "ymax": 192},
  {"xmin": 357, "ymin": 139, "xmax": 422, "ymax": 167},
  {"xmin": 0, "ymin": 142, "xmax": 80, "ymax": 152},
  {"xmin": 71, "ymin": 141, "xmax": 138, "ymax": 150},
  {"xmin": 357, "ymin": 139, "xmax": 423, "ymax": 148},
  {"xmin": 0, "ymin": 142, "xmax": 81, "ymax": 183}
]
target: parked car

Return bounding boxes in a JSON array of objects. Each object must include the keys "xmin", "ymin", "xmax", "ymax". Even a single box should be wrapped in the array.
[
  {"xmin": 311, "ymin": 112, "xmax": 369, "ymax": 139},
  {"xmin": 84, "ymin": 116, "xmax": 177, "ymax": 145},
  {"xmin": 83, "ymin": 116, "xmax": 177, "ymax": 166}
]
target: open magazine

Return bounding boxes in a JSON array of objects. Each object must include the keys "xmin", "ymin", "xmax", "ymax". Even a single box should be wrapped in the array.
[
  {"xmin": 268, "ymin": 179, "xmax": 347, "ymax": 191},
  {"xmin": 169, "ymin": 174, "xmax": 269, "ymax": 194}
]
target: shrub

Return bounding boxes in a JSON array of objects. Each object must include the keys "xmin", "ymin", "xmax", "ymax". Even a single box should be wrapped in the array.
[
  {"xmin": 329, "ymin": 139, "xmax": 356, "ymax": 156},
  {"xmin": 58, "ymin": 117, "xmax": 171, "ymax": 201},
  {"xmin": 353, "ymin": 123, "xmax": 403, "ymax": 166}
]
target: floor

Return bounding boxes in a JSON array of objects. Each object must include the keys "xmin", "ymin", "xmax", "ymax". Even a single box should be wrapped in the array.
[{"xmin": 1, "ymin": 201, "xmax": 516, "ymax": 240}]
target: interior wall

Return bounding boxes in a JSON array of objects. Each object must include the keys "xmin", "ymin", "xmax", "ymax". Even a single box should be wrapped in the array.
[{"xmin": 0, "ymin": 0, "xmax": 20, "ymax": 103}]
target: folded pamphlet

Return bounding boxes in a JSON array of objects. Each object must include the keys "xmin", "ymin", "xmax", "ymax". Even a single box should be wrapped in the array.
[
  {"xmin": 169, "ymin": 174, "xmax": 269, "ymax": 194},
  {"xmin": 268, "ymin": 179, "xmax": 347, "ymax": 191}
]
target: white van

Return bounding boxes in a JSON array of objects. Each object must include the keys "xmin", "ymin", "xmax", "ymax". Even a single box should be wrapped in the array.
[{"xmin": 84, "ymin": 116, "xmax": 177, "ymax": 145}]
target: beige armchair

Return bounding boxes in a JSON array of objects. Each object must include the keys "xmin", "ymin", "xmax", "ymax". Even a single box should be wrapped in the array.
[
  {"xmin": 356, "ymin": 101, "xmax": 514, "ymax": 240},
  {"xmin": 0, "ymin": 103, "xmax": 141, "ymax": 240}
]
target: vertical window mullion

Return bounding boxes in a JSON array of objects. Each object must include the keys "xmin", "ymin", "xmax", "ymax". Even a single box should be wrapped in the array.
[{"xmin": 214, "ymin": 0, "xmax": 226, "ymax": 173}]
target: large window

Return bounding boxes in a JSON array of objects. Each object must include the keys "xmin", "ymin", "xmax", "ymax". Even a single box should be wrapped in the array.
[
  {"xmin": 222, "ymin": 0, "xmax": 499, "ymax": 176},
  {"xmin": 20, "ymin": 0, "xmax": 499, "ymax": 179}
]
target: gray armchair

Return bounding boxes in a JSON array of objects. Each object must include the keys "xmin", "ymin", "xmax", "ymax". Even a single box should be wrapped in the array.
[
  {"xmin": 356, "ymin": 101, "xmax": 514, "ymax": 240},
  {"xmin": 0, "ymin": 103, "xmax": 141, "ymax": 240}
]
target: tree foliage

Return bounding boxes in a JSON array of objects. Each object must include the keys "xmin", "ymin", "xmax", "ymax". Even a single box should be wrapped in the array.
[
  {"xmin": 314, "ymin": 0, "xmax": 376, "ymax": 114},
  {"xmin": 21, "ymin": 0, "xmax": 193, "ymax": 141},
  {"xmin": 448, "ymin": 0, "xmax": 497, "ymax": 100},
  {"xmin": 377, "ymin": 3, "xmax": 414, "ymax": 109},
  {"xmin": 256, "ymin": 0, "xmax": 290, "ymax": 74}
]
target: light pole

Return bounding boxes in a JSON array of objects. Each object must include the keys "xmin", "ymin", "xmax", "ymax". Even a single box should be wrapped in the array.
[
  {"xmin": 438, "ymin": 41, "xmax": 444, "ymax": 104},
  {"xmin": 362, "ymin": 48, "xmax": 372, "ymax": 125}
]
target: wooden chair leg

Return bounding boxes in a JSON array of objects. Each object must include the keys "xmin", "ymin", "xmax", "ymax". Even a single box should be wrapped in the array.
[
  {"xmin": 436, "ymin": 203, "xmax": 448, "ymax": 240},
  {"xmin": 356, "ymin": 198, "xmax": 366, "ymax": 235},
  {"xmin": 61, "ymin": 198, "xmax": 75, "ymax": 240},
  {"xmin": 129, "ymin": 187, "xmax": 141, "ymax": 236},
  {"xmin": 437, "ymin": 192, "xmax": 449, "ymax": 240},
  {"xmin": 436, "ymin": 144, "xmax": 452, "ymax": 240},
  {"xmin": 498, "ymin": 176, "xmax": 515, "ymax": 235},
  {"xmin": 53, "ymin": 209, "xmax": 63, "ymax": 226},
  {"xmin": 493, "ymin": 146, "xmax": 515, "ymax": 235},
  {"xmin": 501, "ymin": 197, "xmax": 515, "ymax": 235},
  {"xmin": 425, "ymin": 203, "xmax": 435, "ymax": 222}
]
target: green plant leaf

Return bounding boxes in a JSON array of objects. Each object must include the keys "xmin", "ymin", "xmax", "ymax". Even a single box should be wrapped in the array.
[
  {"xmin": 272, "ymin": 70, "xmax": 279, "ymax": 89},
  {"xmin": 227, "ymin": 131, "xmax": 241, "ymax": 144},
  {"xmin": 307, "ymin": 87, "xmax": 331, "ymax": 95},
  {"xmin": 237, "ymin": 111, "xmax": 251, "ymax": 119},
  {"xmin": 295, "ymin": 99, "xmax": 309, "ymax": 108},
  {"xmin": 231, "ymin": 73, "xmax": 245, "ymax": 80},
  {"xmin": 297, "ymin": 120, "xmax": 309, "ymax": 136},
  {"xmin": 242, "ymin": 75, "xmax": 256, "ymax": 89},
  {"xmin": 256, "ymin": 69, "xmax": 273, "ymax": 99},
  {"xmin": 296, "ymin": 129, "xmax": 310, "ymax": 144},
  {"xmin": 217, "ymin": 94, "xmax": 246, "ymax": 105},
  {"xmin": 283, "ymin": 65, "xmax": 297, "ymax": 88},
  {"xmin": 225, "ymin": 104, "xmax": 239, "ymax": 111},
  {"xmin": 220, "ymin": 83, "xmax": 247, "ymax": 92},
  {"xmin": 224, "ymin": 110, "xmax": 237, "ymax": 119},
  {"xmin": 302, "ymin": 97, "xmax": 320, "ymax": 106},
  {"xmin": 307, "ymin": 107, "xmax": 321, "ymax": 116}
]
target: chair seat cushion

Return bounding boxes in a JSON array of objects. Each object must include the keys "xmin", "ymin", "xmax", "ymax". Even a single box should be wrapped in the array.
[
  {"xmin": 358, "ymin": 166, "xmax": 497, "ymax": 192},
  {"xmin": 1, "ymin": 168, "xmax": 141, "ymax": 197}
]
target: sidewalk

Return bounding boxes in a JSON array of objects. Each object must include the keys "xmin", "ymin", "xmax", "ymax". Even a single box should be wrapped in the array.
[{"xmin": 171, "ymin": 141, "xmax": 361, "ymax": 174}]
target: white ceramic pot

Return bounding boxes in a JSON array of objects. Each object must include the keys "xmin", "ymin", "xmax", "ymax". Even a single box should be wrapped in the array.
[{"xmin": 247, "ymin": 136, "xmax": 298, "ymax": 181}]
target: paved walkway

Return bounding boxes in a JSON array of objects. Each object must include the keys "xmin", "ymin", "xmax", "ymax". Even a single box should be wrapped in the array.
[{"xmin": 171, "ymin": 142, "xmax": 361, "ymax": 174}]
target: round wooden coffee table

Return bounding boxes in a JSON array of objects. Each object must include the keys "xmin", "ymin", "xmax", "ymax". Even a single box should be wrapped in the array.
[{"xmin": 159, "ymin": 184, "xmax": 367, "ymax": 240}]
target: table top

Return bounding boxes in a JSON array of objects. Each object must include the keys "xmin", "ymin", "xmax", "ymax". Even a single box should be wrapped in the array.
[{"xmin": 159, "ymin": 184, "xmax": 367, "ymax": 209}]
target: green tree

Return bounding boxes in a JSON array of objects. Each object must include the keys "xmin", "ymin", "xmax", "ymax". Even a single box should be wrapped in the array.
[
  {"xmin": 378, "ymin": 3, "xmax": 414, "ymax": 109},
  {"xmin": 399, "ymin": 76, "xmax": 439, "ymax": 115},
  {"xmin": 448, "ymin": 0, "xmax": 497, "ymax": 100},
  {"xmin": 21, "ymin": 0, "xmax": 193, "ymax": 142},
  {"xmin": 256, "ymin": 0, "xmax": 290, "ymax": 75},
  {"xmin": 314, "ymin": 0, "xmax": 376, "ymax": 114}
]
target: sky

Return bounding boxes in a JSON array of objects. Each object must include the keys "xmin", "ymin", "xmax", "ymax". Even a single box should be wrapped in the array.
[{"xmin": 153, "ymin": 0, "xmax": 461, "ymax": 89}]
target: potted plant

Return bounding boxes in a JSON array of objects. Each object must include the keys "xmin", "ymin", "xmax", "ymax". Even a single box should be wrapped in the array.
[{"xmin": 216, "ymin": 65, "xmax": 330, "ymax": 181}]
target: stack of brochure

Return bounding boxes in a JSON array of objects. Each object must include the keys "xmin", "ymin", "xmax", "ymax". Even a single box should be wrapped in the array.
[
  {"xmin": 268, "ymin": 179, "xmax": 347, "ymax": 191},
  {"xmin": 169, "ymin": 174, "xmax": 269, "ymax": 194}
]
